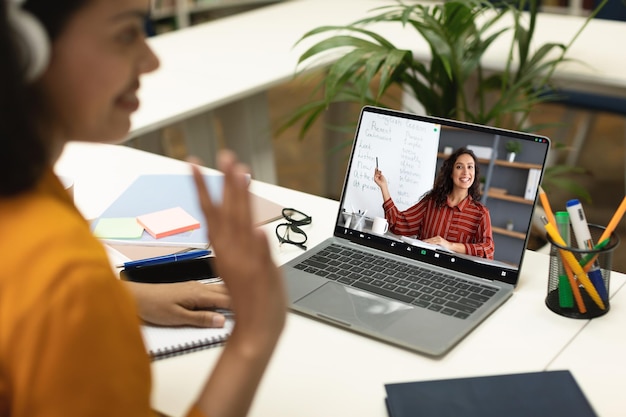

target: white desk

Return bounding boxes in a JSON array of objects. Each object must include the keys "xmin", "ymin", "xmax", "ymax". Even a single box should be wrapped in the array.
[
  {"xmin": 133, "ymin": 0, "xmax": 626, "ymax": 185},
  {"xmin": 548, "ymin": 283, "xmax": 626, "ymax": 417},
  {"xmin": 56, "ymin": 142, "xmax": 626, "ymax": 417}
]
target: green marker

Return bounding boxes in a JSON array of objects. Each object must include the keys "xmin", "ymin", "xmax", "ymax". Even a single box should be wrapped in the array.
[
  {"xmin": 579, "ymin": 237, "xmax": 610, "ymax": 268},
  {"xmin": 555, "ymin": 211, "xmax": 574, "ymax": 308}
]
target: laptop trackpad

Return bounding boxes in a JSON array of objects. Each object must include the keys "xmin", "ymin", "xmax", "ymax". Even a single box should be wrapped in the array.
[{"xmin": 295, "ymin": 282, "xmax": 413, "ymax": 332}]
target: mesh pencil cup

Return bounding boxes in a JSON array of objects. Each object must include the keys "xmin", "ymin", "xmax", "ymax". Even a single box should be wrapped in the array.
[{"xmin": 545, "ymin": 224, "xmax": 620, "ymax": 319}]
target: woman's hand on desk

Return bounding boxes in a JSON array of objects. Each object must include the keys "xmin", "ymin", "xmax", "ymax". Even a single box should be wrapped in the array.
[
  {"xmin": 124, "ymin": 281, "xmax": 231, "ymax": 327},
  {"xmin": 423, "ymin": 236, "xmax": 466, "ymax": 255}
]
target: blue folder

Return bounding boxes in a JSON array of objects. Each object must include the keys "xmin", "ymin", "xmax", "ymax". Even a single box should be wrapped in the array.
[
  {"xmin": 92, "ymin": 174, "xmax": 224, "ymax": 247},
  {"xmin": 385, "ymin": 370, "xmax": 597, "ymax": 417}
]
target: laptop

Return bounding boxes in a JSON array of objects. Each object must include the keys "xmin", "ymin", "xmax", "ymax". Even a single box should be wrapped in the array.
[{"xmin": 281, "ymin": 105, "xmax": 551, "ymax": 356}]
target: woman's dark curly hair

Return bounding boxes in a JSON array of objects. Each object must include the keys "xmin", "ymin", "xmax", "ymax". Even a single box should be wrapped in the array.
[{"xmin": 423, "ymin": 147, "xmax": 481, "ymax": 207}]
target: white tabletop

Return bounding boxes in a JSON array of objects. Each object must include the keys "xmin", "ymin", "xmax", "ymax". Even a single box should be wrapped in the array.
[
  {"xmin": 55, "ymin": 142, "xmax": 626, "ymax": 417},
  {"xmin": 548, "ymin": 282, "xmax": 626, "ymax": 417},
  {"xmin": 132, "ymin": 0, "xmax": 626, "ymax": 138}
]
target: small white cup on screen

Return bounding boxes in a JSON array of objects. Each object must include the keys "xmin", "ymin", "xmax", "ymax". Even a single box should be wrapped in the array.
[{"xmin": 372, "ymin": 216, "xmax": 389, "ymax": 235}]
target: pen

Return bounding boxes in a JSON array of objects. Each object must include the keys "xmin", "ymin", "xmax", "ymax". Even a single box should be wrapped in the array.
[
  {"xmin": 119, "ymin": 249, "xmax": 211, "ymax": 269},
  {"xmin": 542, "ymin": 217, "xmax": 605, "ymax": 310},
  {"xmin": 566, "ymin": 199, "xmax": 608, "ymax": 302},
  {"xmin": 376, "ymin": 157, "xmax": 379, "ymax": 170},
  {"xmin": 566, "ymin": 199, "xmax": 593, "ymax": 249}
]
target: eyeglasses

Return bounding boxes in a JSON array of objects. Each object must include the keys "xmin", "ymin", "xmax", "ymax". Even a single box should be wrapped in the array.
[{"xmin": 275, "ymin": 208, "xmax": 312, "ymax": 251}]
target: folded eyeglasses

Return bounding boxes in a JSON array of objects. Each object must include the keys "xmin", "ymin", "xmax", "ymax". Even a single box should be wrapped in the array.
[{"xmin": 275, "ymin": 208, "xmax": 312, "ymax": 251}]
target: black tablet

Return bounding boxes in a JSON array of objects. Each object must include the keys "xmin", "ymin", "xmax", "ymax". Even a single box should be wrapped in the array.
[{"xmin": 120, "ymin": 257, "xmax": 218, "ymax": 284}]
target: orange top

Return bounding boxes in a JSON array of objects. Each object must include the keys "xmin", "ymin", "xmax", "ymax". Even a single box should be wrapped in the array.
[{"xmin": 0, "ymin": 170, "xmax": 205, "ymax": 417}]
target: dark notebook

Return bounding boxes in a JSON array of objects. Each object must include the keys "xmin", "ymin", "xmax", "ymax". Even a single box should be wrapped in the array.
[{"xmin": 385, "ymin": 370, "xmax": 597, "ymax": 417}]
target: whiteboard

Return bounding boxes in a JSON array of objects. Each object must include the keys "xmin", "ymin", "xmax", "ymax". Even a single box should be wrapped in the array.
[{"xmin": 342, "ymin": 110, "xmax": 441, "ymax": 219}]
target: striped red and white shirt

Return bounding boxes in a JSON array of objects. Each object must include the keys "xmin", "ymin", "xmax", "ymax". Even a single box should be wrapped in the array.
[{"xmin": 382, "ymin": 195, "xmax": 495, "ymax": 259}]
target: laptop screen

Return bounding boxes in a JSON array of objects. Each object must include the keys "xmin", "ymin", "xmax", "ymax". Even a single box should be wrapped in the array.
[{"xmin": 335, "ymin": 106, "xmax": 551, "ymax": 285}]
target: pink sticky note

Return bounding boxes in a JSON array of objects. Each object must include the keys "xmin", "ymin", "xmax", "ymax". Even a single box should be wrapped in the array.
[{"xmin": 136, "ymin": 207, "xmax": 200, "ymax": 239}]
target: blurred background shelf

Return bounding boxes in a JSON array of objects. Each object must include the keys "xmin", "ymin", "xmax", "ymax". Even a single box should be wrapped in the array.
[{"xmin": 150, "ymin": 0, "xmax": 282, "ymax": 32}]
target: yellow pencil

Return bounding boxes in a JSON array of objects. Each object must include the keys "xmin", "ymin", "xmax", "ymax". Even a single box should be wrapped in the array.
[
  {"xmin": 538, "ymin": 186, "xmax": 556, "ymax": 227},
  {"xmin": 542, "ymin": 218, "xmax": 606, "ymax": 310},
  {"xmin": 598, "ymin": 196, "xmax": 626, "ymax": 243},
  {"xmin": 540, "ymin": 188, "xmax": 583, "ymax": 311}
]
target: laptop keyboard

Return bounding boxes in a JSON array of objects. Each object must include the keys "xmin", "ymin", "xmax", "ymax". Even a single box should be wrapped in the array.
[{"xmin": 294, "ymin": 244, "xmax": 500, "ymax": 320}]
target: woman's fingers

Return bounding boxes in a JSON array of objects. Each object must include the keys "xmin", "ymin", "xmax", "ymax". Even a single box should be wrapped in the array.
[
  {"xmin": 190, "ymin": 159, "xmax": 218, "ymax": 240},
  {"xmin": 188, "ymin": 151, "xmax": 263, "ymax": 283},
  {"xmin": 173, "ymin": 307, "xmax": 228, "ymax": 328},
  {"xmin": 187, "ymin": 151, "xmax": 286, "ymax": 372},
  {"xmin": 217, "ymin": 151, "xmax": 253, "ymax": 244}
]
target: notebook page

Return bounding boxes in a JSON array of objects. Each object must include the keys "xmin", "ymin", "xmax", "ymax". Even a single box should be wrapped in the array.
[{"xmin": 141, "ymin": 317, "xmax": 234, "ymax": 360}]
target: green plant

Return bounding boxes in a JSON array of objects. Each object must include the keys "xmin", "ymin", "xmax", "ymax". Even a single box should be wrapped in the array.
[
  {"xmin": 279, "ymin": 0, "xmax": 605, "ymax": 199},
  {"xmin": 282, "ymin": 0, "xmax": 604, "ymax": 138},
  {"xmin": 505, "ymin": 140, "xmax": 522, "ymax": 154}
]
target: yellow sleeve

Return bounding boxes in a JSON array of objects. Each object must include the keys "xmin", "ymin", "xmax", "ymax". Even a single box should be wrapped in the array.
[
  {"xmin": 186, "ymin": 405, "xmax": 209, "ymax": 417},
  {"xmin": 154, "ymin": 406, "xmax": 207, "ymax": 417},
  {"xmin": 1, "ymin": 187, "xmax": 154, "ymax": 416},
  {"xmin": 6, "ymin": 258, "xmax": 154, "ymax": 416}
]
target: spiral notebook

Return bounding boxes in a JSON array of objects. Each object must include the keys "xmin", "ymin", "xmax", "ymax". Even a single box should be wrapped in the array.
[{"xmin": 141, "ymin": 317, "xmax": 234, "ymax": 360}]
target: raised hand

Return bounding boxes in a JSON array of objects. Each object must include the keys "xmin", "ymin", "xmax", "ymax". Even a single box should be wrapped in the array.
[
  {"xmin": 190, "ymin": 150, "xmax": 287, "ymax": 417},
  {"xmin": 374, "ymin": 168, "xmax": 391, "ymax": 202}
]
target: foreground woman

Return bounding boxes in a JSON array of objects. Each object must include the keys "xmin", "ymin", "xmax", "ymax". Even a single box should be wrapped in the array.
[{"xmin": 0, "ymin": 1, "xmax": 286, "ymax": 415}]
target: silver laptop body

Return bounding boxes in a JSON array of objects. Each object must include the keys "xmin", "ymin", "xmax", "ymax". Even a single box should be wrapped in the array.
[{"xmin": 282, "ymin": 106, "xmax": 550, "ymax": 356}]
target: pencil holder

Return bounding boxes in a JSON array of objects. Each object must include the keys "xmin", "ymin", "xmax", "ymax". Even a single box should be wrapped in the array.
[
  {"xmin": 545, "ymin": 224, "xmax": 620, "ymax": 319},
  {"xmin": 350, "ymin": 212, "xmax": 366, "ymax": 231}
]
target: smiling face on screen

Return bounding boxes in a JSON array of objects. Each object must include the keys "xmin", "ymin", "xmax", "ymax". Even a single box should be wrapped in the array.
[
  {"xmin": 37, "ymin": 0, "xmax": 159, "ymax": 147},
  {"xmin": 450, "ymin": 153, "xmax": 475, "ymax": 192}
]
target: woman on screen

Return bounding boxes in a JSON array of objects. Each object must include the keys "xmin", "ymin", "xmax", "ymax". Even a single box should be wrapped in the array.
[
  {"xmin": 0, "ymin": 1, "xmax": 285, "ymax": 416},
  {"xmin": 374, "ymin": 147, "xmax": 495, "ymax": 259}
]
